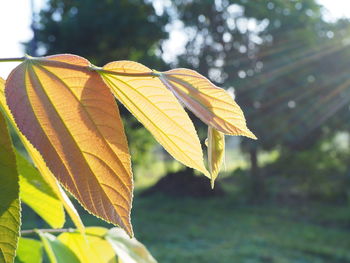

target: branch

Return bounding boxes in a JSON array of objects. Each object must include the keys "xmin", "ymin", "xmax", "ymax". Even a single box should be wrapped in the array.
[
  {"xmin": 0, "ymin": 56, "xmax": 157, "ymax": 77},
  {"xmin": 93, "ymin": 66, "xmax": 157, "ymax": 77},
  {"xmin": 0, "ymin": 57, "xmax": 25, "ymax": 63},
  {"xmin": 21, "ymin": 228, "xmax": 76, "ymax": 236}
]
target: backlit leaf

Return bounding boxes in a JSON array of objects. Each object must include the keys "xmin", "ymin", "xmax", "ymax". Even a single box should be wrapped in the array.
[
  {"xmin": 37, "ymin": 231, "xmax": 79, "ymax": 263},
  {"xmin": 0, "ymin": 110, "xmax": 20, "ymax": 263},
  {"xmin": 106, "ymin": 228, "xmax": 157, "ymax": 263},
  {"xmin": 206, "ymin": 127, "xmax": 225, "ymax": 188},
  {"xmin": 0, "ymin": 77, "xmax": 84, "ymax": 233},
  {"xmin": 16, "ymin": 151, "xmax": 65, "ymax": 228},
  {"xmin": 58, "ymin": 227, "xmax": 117, "ymax": 263},
  {"xmin": 100, "ymin": 61, "xmax": 209, "ymax": 177},
  {"xmin": 159, "ymin": 69, "xmax": 256, "ymax": 139},
  {"xmin": 5, "ymin": 55, "xmax": 133, "ymax": 235},
  {"xmin": 15, "ymin": 238, "xmax": 42, "ymax": 263}
]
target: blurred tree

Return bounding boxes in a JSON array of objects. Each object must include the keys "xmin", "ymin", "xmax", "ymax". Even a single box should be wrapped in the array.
[
  {"xmin": 26, "ymin": 0, "xmax": 169, "ymax": 170},
  {"xmin": 27, "ymin": 0, "xmax": 169, "ymax": 67},
  {"xmin": 172, "ymin": 0, "xmax": 350, "ymax": 199}
]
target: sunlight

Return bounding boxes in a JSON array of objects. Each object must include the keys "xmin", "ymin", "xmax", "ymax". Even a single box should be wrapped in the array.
[{"xmin": 318, "ymin": 0, "xmax": 350, "ymax": 21}]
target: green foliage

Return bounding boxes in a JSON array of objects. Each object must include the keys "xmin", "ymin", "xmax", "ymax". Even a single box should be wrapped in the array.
[
  {"xmin": 16, "ymin": 152, "xmax": 65, "ymax": 228},
  {"xmin": 20, "ymin": 227, "xmax": 157, "ymax": 263},
  {"xmin": 38, "ymin": 232, "xmax": 79, "ymax": 263},
  {"xmin": 15, "ymin": 238, "xmax": 42, "ymax": 263},
  {"xmin": 265, "ymin": 137, "xmax": 350, "ymax": 202},
  {"xmin": 0, "ymin": 111, "xmax": 20, "ymax": 263},
  {"xmin": 28, "ymin": 0, "xmax": 169, "ymax": 67},
  {"xmin": 106, "ymin": 228, "xmax": 157, "ymax": 263},
  {"xmin": 123, "ymin": 116, "xmax": 157, "ymax": 169}
]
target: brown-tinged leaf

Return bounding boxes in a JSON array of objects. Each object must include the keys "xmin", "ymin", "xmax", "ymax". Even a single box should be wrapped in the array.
[
  {"xmin": 159, "ymin": 69, "xmax": 256, "ymax": 139},
  {"xmin": 100, "ymin": 61, "xmax": 209, "ymax": 177},
  {"xmin": 0, "ymin": 77, "xmax": 84, "ymax": 234},
  {"xmin": 5, "ymin": 55, "xmax": 133, "ymax": 236}
]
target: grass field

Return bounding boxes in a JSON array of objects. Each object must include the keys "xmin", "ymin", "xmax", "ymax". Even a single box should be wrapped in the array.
[
  {"xmin": 132, "ymin": 195, "xmax": 350, "ymax": 263},
  {"xmin": 19, "ymin": 152, "xmax": 350, "ymax": 263},
  {"xmin": 21, "ymin": 187, "xmax": 350, "ymax": 263}
]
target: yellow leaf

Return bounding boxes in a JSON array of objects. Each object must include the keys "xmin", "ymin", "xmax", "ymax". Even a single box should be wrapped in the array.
[
  {"xmin": 0, "ymin": 77, "xmax": 85, "ymax": 234},
  {"xmin": 5, "ymin": 55, "xmax": 133, "ymax": 236},
  {"xmin": 58, "ymin": 227, "xmax": 117, "ymax": 263},
  {"xmin": 100, "ymin": 61, "xmax": 209, "ymax": 177},
  {"xmin": 159, "ymin": 69, "xmax": 256, "ymax": 139},
  {"xmin": 207, "ymin": 127, "xmax": 225, "ymax": 188}
]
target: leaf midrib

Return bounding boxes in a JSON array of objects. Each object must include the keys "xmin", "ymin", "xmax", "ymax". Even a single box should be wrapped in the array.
[
  {"xmin": 162, "ymin": 76, "xmax": 250, "ymax": 135},
  {"xmin": 37, "ymin": 65, "xmax": 131, "ymax": 196}
]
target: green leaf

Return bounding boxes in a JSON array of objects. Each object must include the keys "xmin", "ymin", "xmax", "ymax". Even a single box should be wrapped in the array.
[
  {"xmin": 15, "ymin": 238, "xmax": 42, "ymax": 263},
  {"xmin": 0, "ymin": 110, "xmax": 20, "ymax": 263},
  {"xmin": 0, "ymin": 250, "xmax": 5, "ymax": 263},
  {"xmin": 16, "ymin": 152, "xmax": 65, "ymax": 228},
  {"xmin": 57, "ymin": 227, "xmax": 117, "ymax": 263},
  {"xmin": 37, "ymin": 231, "xmax": 79, "ymax": 263},
  {"xmin": 106, "ymin": 228, "xmax": 157, "ymax": 263}
]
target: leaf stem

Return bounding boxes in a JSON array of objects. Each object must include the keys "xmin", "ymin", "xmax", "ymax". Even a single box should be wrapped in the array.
[
  {"xmin": 21, "ymin": 228, "xmax": 76, "ymax": 236},
  {"xmin": 0, "ymin": 56, "xmax": 159, "ymax": 77},
  {"xmin": 0, "ymin": 57, "xmax": 25, "ymax": 63},
  {"xmin": 91, "ymin": 66, "xmax": 157, "ymax": 77}
]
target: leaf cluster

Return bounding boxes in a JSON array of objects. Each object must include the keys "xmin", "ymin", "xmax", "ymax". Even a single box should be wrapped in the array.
[{"xmin": 0, "ymin": 54, "xmax": 255, "ymax": 262}]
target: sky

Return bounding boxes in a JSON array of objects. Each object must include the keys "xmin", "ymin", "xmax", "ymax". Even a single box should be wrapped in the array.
[{"xmin": 0, "ymin": 0, "xmax": 349, "ymax": 78}]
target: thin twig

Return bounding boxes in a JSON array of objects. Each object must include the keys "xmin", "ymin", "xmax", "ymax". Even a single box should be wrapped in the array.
[
  {"xmin": 95, "ymin": 67, "xmax": 157, "ymax": 77},
  {"xmin": 0, "ymin": 57, "xmax": 25, "ymax": 63},
  {"xmin": 21, "ymin": 228, "xmax": 76, "ymax": 236}
]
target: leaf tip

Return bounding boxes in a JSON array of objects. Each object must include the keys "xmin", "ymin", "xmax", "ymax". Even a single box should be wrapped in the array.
[
  {"xmin": 124, "ymin": 225, "xmax": 134, "ymax": 239},
  {"xmin": 210, "ymin": 177, "xmax": 215, "ymax": 189},
  {"xmin": 244, "ymin": 129, "xmax": 258, "ymax": 140}
]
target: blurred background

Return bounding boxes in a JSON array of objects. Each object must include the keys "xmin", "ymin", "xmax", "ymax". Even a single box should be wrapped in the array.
[{"xmin": 2, "ymin": 0, "xmax": 350, "ymax": 262}]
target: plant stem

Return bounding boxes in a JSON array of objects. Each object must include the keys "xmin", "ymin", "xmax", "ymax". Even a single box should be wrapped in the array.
[
  {"xmin": 0, "ymin": 57, "xmax": 25, "ymax": 63},
  {"xmin": 92, "ymin": 66, "xmax": 157, "ymax": 77},
  {"xmin": 21, "ymin": 228, "xmax": 76, "ymax": 236},
  {"xmin": 0, "ymin": 57, "xmax": 159, "ymax": 77}
]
